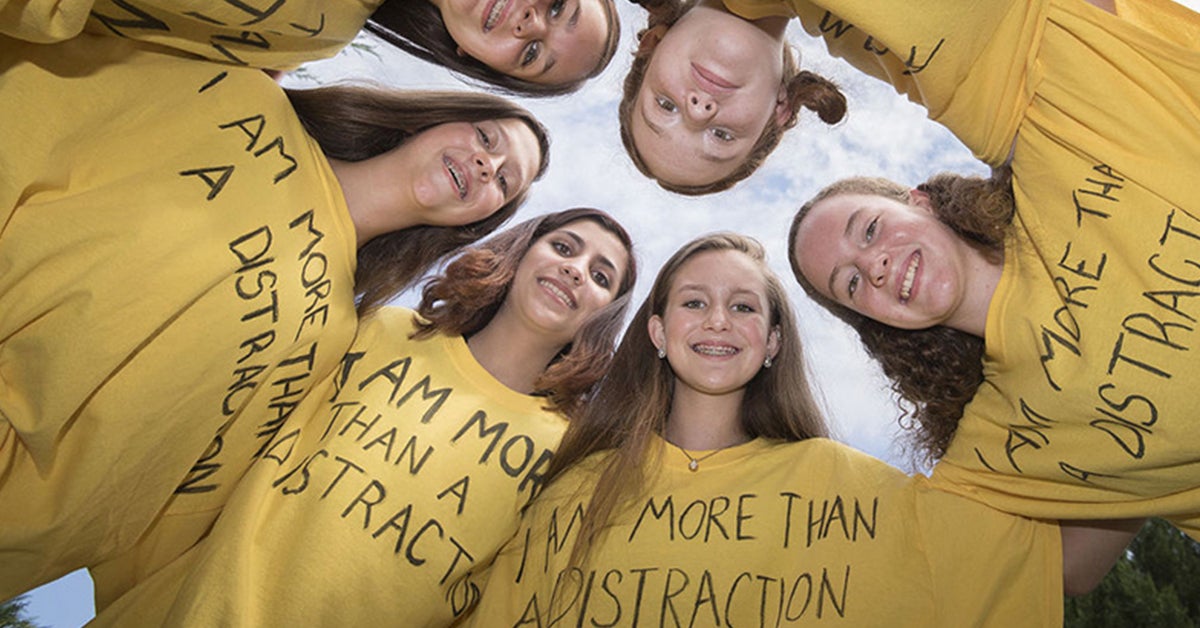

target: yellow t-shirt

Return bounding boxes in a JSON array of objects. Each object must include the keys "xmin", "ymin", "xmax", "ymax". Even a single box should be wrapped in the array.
[
  {"xmin": 0, "ymin": 0, "xmax": 381, "ymax": 68},
  {"xmin": 727, "ymin": 0, "xmax": 1200, "ymax": 533},
  {"xmin": 0, "ymin": 34, "xmax": 358, "ymax": 601},
  {"xmin": 90, "ymin": 307, "xmax": 571, "ymax": 626},
  {"xmin": 470, "ymin": 437, "xmax": 1062, "ymax": 627}
]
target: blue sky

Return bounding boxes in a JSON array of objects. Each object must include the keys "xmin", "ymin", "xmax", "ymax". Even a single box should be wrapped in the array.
[{"xmin": 22, "ymin": 2, "xmax": 1197, "ymax": 624}]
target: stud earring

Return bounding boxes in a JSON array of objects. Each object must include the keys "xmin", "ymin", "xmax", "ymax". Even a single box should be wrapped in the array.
[
  {"xmin": 657, "ymin": 348, "xmax": 666, "ymax": 359},
  {"xmin": 763, "ymin": 356, "xmax": 772, "ymax": 369}
]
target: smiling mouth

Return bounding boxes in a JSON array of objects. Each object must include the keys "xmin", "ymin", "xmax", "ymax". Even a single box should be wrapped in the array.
[
  {"xmin": 692, "ymin": 63, "xmax": 737, "ymax": 92},
  {"xmin": 484, "ymin": 0, "xmax": 508, "ymax": 32},
  {"xmin": 444, "ymin": 156, "xmax": 467, "ymax": 200},
  {"xmin": 538, "ymin": 278, "xmax": 577, "ymax": 309},
  {"xmin": 899, "ymin": 252, "xmax": 920, "ymax": 302},
  {"xmin": 693, "ymin": 343, "xmax": 738, "ymax": 357}
]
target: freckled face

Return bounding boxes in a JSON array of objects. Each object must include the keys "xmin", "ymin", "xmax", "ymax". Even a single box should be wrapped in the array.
[
  {"xmin": 404, "ymin": 118, "xmax": 541, "ymax": 226},
  {"xmin": 629, "ymin": 4, "xmax": 787, "ymax": 188},
  {"xmin": 501, "ymin": 219, "xmax": 630, "ymax": 346},
  {"xmin": 435, "ymin": 0, "xmax": 611, "ymax": 86},
  {"xmin": 793, "ymin": 193, "xmax": 981, "ymax": 330},
  {"xmin": 650, "ymin": 249, "xmax": 779, "ymax": 398}
]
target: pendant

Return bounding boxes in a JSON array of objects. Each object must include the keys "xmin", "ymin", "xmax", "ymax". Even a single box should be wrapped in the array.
[{"xmin": 688, "ymin": 459, "xmax": 699, "ymax": 471}]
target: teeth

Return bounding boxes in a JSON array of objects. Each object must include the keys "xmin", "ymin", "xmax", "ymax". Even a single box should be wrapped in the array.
[
  {"xmin": 538, "ymin": 279, "xmax": 575, "ymax": 308},
  {"xmin": 693, "ymin": 344, "xmax": 737, "ymax": 356},
  {"xmin": 445, "ymin": 156, "xmax": 466, "ymax": 199},
  {"xmin": 485, "ymin": 0, "xmax": 506, "ymax": 30},
  {"xmin": 900, "ymin": 254, "xmax": 918, "ymax": 301}
]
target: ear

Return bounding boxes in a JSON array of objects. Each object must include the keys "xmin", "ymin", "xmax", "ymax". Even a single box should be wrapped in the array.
[
  {"xmin": 766, "ymin": 326, "xmax": 781, "ymax": 361},
  {"xmin": 637, "ymin": 24, "xmax": 667, "ymax": 56},
  {"xmin": 456, "ymin": 45, "xmax": 468, "ymax": 58},
  {"xmin": 773, "ymin": 83, "xmax": 797, "ymax": 127},
  {"xmin": 909, "ymin": 188, "xmax": 933, "ymax": 212},
  {"xmin": 648, "ymin": 314, "xmax": 667, "ymax": 353}
]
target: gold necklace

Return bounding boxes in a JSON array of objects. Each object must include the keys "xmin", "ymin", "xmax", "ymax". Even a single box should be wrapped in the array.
[{"xmin": 670, "ymin": 441, "xmax": 729, "ymax": 472}]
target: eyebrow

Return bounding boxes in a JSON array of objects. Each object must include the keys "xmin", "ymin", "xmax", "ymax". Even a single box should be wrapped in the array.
[{"xmin": 826, "ymin": 209, "xmax": 862, "ymax": 298}]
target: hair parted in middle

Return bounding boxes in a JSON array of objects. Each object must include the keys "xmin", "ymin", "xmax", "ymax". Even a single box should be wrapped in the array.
[
  {"xmin": 366, "ymin": 0, "xmax": 621, "ymax": 98},
  {"xmin": 548, "ymin": 231, "xmax": 829, "ymax": 567},
  {"xmin": 618, "ymin": 0, "xmax": 846, "ymax": 196},
  {"xmin": 787, "ymin": 171, "xmax": 1014, "ymax": 463},
  {"xmin": 412, "ymin": 207, "xmax": 638, "ymax": 418},
  {"xmin": 286, "ymin": 85, "xmax": 552, "ymax": 315}
]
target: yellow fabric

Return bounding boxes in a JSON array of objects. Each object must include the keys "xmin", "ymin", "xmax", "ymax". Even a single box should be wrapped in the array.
[
  {"xmin": 0, "ymin": 34, "xmax": 358, "ymax": 601},
  {"xmin": 0, "ymin": 0, "xmax": 381, "ymax": 69},
  {"xmin": 91, "ymin": 307, "xmax": 570, "ymax": 627},
  {"xmin": 470, "ymin": 437, "xmax": 1062, "ymax": 627},
  {"xmin": 727, "ymin": 0, "xmax": 1200, "ymax": 534}
]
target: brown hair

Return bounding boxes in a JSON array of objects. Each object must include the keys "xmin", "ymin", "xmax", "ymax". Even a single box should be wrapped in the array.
[
  {"xmin": 366, "ymin": 0, "xmax": 620, "ymax": 98},
  {"xmin": 286, "ymin": 85, "xmax": 551, "ymax": 314},
  {"xmin": 412, "ymin": 208, "xmax": 637, "ymax": 417},
  {"xmin": 618, "ymin": 0, "xmax": 846, "ymax": 195},
  {"xmin": 787, "ymin": 171, "xmax": 1014, "ymax": 462},
  {"xmin": 552, "ymin": 232, "xmax": 828, "ymax": 567}
]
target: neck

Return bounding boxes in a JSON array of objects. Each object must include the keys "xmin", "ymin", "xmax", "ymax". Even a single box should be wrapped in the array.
[
  {"xmin": 698, "ymin": 0, "xmax": 788, "ymax": 40},
  {"xmin": 466, "ymin": 316, "xmax": 565, "ymax": 395},
  {"xmin": 329, "ymin": 157, "xmax": 420, "ymax": 248},
  {"xmin": 663, "ymin": 387, "xmax": 748, "ymax": 451},
  {"xmin": 950, "ymin": 248, "xmax": 1005, "ymax": 338}
]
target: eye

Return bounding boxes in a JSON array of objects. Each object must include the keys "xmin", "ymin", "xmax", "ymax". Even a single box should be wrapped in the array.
[
  {"xmin": 552, "ymin": 240, "xmax": 571, "ymax": 255},
  {"xmin": 865, "ymin": 217, "xmax": 879, "ymax": 242},
  {"xmin": 476, "ymin": 126, "xmax": 493, "ymax": 149},
  {"xmin": 549, "ymin": 0, "xmax": 565, "ymax": 18},
  {"xmin": 682, "ymin": 299, "xmax": 704, "ymax": 310},
  {"xmin": 732, "ymin": 302, "xmax": 756, "ymax": 313},
  {"xmin": 497, "ymin": 172, "xmax": 510, "ymax": 197},
  {"xmin": 592, "ymin": 270, "xmax": 611, "ymax": 289},
  {"xmin": 521, "ymin": 41, "xmax": 542, "ymax": 67},
  {"xmin": 711, "ymin": 128, "xmax": 735, "ymax": 142},
  {"xmin": 655, "ymin": 96, "xmax": 677, "ymax": 113},
  {"xmin": 848, "ymin": 273, "xmax": 860, "ymax": 298}
]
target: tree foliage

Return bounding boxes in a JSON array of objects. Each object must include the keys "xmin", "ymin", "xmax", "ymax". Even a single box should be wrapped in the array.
[
  {"xmin": 0, "ymin": 595, "xmax": 44, "ymax": 628},
  {"xmin": 1066, "ymin": 519, "xmax": 1200, "ymax": 628}
]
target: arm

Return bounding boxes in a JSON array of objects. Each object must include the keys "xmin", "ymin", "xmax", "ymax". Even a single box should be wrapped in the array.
[{"xmin": 1060, "ymin": 518, "xmax": 1145, "ymax": 596}]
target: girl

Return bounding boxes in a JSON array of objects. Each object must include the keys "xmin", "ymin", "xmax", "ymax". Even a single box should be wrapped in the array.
[
  {"xmin": 787, "ymin": 0, "xmax": 1200, "ymax": 546},
  {"xmin": 1, "ymin": 0, "xmax": 621, "ymax": 97},
  {"xmin": 618, "ymin": 0, "xmax": 1196, "ymax": 195},
  {"xmin": 88, "ymin": 208, "xmax": 637, "ymax": 625},
  {"xmin": 469, "ymin": 233, "xmax": 1066, "ymax": 626},
  {"xmin": 0, "ymin": 33, "xmax": 548, "ymax": 605},
  {"xmin": 619, "ymin": 0, "xmax": 846, "ymax": 194}
]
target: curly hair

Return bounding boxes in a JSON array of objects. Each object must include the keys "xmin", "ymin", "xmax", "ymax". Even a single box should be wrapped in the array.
[
  {"xmin": 618, "ymin": 0, "xmax": 846, "ymax": 195},
  {"xmin": 366, "ymin": 0, "xmax": 620, "ymax": 98},
  {"xmin": 553, "ymin": 232, "xmax": 829, "ymax": 569},
  {"xmin": 286, "ymin": 85, "xmax": 551, "ymax": 314},
  {"xmin": 787, "ymin": 171, "xmax": 1013, "ymax": 463},
  {"xmin": 412, "ymin": 208, "xmax": 637, "ymax": 418}
]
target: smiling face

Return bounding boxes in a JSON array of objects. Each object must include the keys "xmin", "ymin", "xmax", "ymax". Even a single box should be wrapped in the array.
[
  {"xmin": 403, "ymin": 117, "xmax": 542, "ymax": 227},
  {"xmin": 629, "ymin": 4, "xmax": 788, "ymax": 188},
  {"xmin": 434, "ymin": 0, "xmax": 611, "ymax": 86},
  {"xmin": 501, "ymin": 218, "xmax": 630, "ymax": 346},
  {"xmin": 793, "ymin": 192, "xmax": 989, "ymax": 332},
  {"xmin": 649, "ymin": 249, "xmax": 779, "ymax": 399}
]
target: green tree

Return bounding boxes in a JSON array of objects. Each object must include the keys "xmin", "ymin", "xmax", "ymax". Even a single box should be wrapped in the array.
[
  {"xmin": 1065, "ymin": 519, "xmax": 1200, "ymax": 628},
  {"xmin": 0, "ymin": 595, "xmax": 45, "ymax": 628}
]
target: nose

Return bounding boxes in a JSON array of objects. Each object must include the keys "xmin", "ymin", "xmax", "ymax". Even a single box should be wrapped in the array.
[
  {"xmin": 473, "ymin": 151, "xmax": 498, "ymax": 184},
  {"xmin": 703, "ymin": 306, "xmax": 730, "ymax": 331},
  {"xmin": 685, "ymin": 91, "xmax": 717, "ymax": 123},
  {"xmin": 560, "ymin": 262, "xmax": 583, "ymax": 286},
  {"xmin": 513, "ymin": 6, "xmax": 545, "ymax": 37},
  {"xmin": 865, "ymin": 252, "xmax": 889, "ymax": 287}
]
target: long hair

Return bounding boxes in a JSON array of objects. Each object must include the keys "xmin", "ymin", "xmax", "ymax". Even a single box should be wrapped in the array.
[
  {"xmin": 286, "ymin": 86, "xmax": 551, "ymax": 314},
  {"xmin": 787, "ymin": 171, "xmax": 1014, "ymax": 462},
  {"xmin": 366, "ymin": 0, "xmax": 620, "ymax": 98},
  {"xmin": 553, "ymin": 232, "xmax": 828, "ymax": 568},
  {"xmin": 618, "ymin": 0, "xmax": 846, "ymax": 195},
  {"xmin": 413, "ymin": 208, "xmax": 637, "ymax": 416}
]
